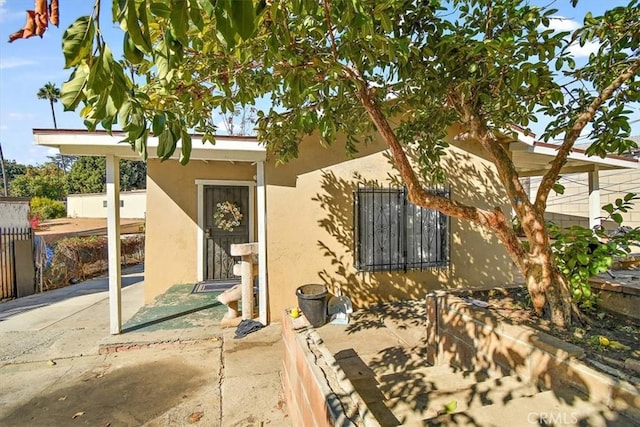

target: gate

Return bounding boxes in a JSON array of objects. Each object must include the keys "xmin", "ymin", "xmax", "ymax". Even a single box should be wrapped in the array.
[{"xmin": 0, "ymin": 227, "xmax": 34, "ymax": 299}]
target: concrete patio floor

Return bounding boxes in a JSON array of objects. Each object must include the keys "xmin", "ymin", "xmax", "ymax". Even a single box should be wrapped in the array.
[{"xmin": 0, "ymin": 270, "xmax": 289, "ymax": 426}]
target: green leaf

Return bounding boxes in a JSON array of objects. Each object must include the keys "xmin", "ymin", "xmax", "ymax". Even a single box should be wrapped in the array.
[
  {"xmin": 152, "ymin": 114, "xmax": 166, "ymax": 136},
  {"xmin": 62, "ymin": 16, "xmax": 95, "ymax": 69},
  {"xmin": 170, "ymin": 0, "xmax": 189, "ymax": 41},
  {"xmin": 189, "ymin": 0, "xmax": 205, "ymax": 31},
  {"xmin": 157, "ymin": 128, "xmax": 175, "ymax": 160},
  {"xmin": 118, "ymin": 99, "xmax": 133, "ymax": 128},
  {"xmin": 444, "ymin": 400, "xmax": 457, "ymax": 414},
  {"xmin": 112, "ymin": 0, "xmax": 126, "ymax": 20},
  {"xmin": 122, "ymin": 0, "xmax": 151, "ymax": 52},
  {"xmin": 150, "ymin": 2, "xmax": 171, "ymax": 18},
  {"xmin": 198, "ymin": 0, "xmax": 215, "ymax": 18},
  {"xmin": 134, "ymin": 129, "xmax": 149, "ymax": 160},
  {"xmin": 231, "ymin": 0, "xmax": 255, "ymax": 40},
  {"xmin": 577, "ymin": 253, "xmax": 589, "ymax": 265},
  {"xmin": 611, "ymin": 213, "xmax": 623, "ymax": 224},
  {"xmin": 155, "ymin": 50, "xmax": 170, "ymax": 81},
  {"xmin": 216, "ymin": 5, "xmax": 236, "ymax": 48},
  {"xmin": 380, "ymin": 13, "xmax": 392, "ymax": 33},
  {"xmin": 123, "ymin": 32, "xmax": 144, "ymax": 64},
  {"xmin": 552, "ymin": 183, "xmax": 565, "ymax": 195},
  {"xmin": 87, "ymin": 45, "xmax": 115, "ymax": 90},
  {"xmin": 180, "ymin": 130, "xmax": 192, "ymax": 165},
  {"xmin": 62, "ymin": 64, "xmax": 90, "ymax": 111},
  {"xmin": 137, "ymin": 0, "xmax": 152, "ymax": 51}
]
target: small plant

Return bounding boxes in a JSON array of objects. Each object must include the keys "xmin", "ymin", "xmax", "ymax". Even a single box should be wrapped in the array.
[{"xmin": 550, "ymin": 193, "xmax": 640, "ymax": 309}]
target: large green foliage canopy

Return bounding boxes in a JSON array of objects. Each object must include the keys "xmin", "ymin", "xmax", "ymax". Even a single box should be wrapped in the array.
[{"xmin": 61, "ymin": 0, "xmax": 639, "ymax": 170}]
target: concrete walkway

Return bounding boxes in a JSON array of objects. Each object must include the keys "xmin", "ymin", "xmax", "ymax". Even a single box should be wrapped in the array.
[{"xmin": 0, "ymin": 267, "xmax": 289, "ymax": 426}]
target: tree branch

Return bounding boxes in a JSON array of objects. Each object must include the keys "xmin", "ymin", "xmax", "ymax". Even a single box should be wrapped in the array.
[
  {"xmin": 322, "ymin": 0, "xmax": 339, "ymax": 61},
  {"xmin": 484, "ymin": 0, "xmax": 493, "ymax": 39},
  {"xmin": 535, "ymin": 57, "xmax": 640, "ymax": 212}
]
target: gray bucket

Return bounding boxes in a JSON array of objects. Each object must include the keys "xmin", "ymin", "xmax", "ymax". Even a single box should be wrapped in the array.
[{"xmin": 296, "ymin": 284, "xmax": 328, "ymax": 327}]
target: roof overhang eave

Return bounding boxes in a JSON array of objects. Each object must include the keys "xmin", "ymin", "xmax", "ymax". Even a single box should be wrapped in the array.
[{"xmin": 33, "ymin": 129, "xmax": 267, "ymax": 162}]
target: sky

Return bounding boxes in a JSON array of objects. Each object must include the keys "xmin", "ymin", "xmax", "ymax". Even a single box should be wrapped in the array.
[{"xmin": 0, "ymin": 0, "xmax": 638, "ymax": 165}]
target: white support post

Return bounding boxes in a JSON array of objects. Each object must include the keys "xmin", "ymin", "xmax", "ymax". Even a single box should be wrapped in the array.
[
  {"xmin": 589, "ymin": 166, "xmax": 601, "ymax": 230},
  {"xmin": 257, "ymin": 161, "xmax": 268, "ymax": 325},
  {"xmin": 106, "ymin": 155, "xmax": 122, "ymax": 334}
]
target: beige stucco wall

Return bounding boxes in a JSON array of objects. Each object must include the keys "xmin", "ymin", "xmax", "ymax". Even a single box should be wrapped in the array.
[
  {"xmin": 66, "ymin": 190, "xmax": 147, "ymax": 219},
  {"xmin": 265, "ymin": 129, "xmax": 518, "ymax": 320},
  {"xmin": 144, "ymin": 159, "xmax": 256, "ymax": 302},
  {"xmin": 527, "ymin": 168, "xmax": 640, "ymax": 229},
  {"xmin": 143, "ymin": 131, "xmax": 519, "ymax": 321}
]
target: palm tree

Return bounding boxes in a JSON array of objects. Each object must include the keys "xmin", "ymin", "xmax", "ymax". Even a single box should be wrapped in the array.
[
  {"xmin": 0, "ymin": 141, "xmax": 8, "ymax": 197},
  {"xmin": 37, "ymin": 82, "xmax": 68, "ymax": 175},
  {"xmin": 37, "ymin": 82, "xmax": 61, "ymax": 129}
]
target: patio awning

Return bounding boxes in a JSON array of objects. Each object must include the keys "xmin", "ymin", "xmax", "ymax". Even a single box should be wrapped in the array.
[
  {"xmin": 33, "ymin": 129, "xmax": 267, "ymax": 162},
  {"xmin": 506, "ymin": 127, "xmax": 640, "ymax": 230},
  {"xmin": 507, "ymin": 128, "xmax": 639, "ymax": 176}
]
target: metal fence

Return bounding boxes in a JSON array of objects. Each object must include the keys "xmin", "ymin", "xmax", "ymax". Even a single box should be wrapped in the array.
[{"xmin": 0, "ymin": 227, "xmax": 33, "ymax": 300}]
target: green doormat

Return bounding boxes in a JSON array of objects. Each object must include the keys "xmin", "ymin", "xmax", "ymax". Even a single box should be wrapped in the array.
[{"xmin": 124, "ymin": 284, "xmax": 227, "ymax": 332}]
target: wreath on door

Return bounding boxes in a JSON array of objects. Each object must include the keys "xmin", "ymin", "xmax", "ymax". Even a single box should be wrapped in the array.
[{"xmin": 214, "ymin": 201, "xmax": 243, "ymax": 232}]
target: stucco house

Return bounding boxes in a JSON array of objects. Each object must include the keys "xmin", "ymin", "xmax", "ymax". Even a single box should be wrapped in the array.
[{"xmin": 33, "ymin": 127, "xmax": 639, "ymax": 333}]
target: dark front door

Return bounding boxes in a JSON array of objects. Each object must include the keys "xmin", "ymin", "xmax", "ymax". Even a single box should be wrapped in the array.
[{"xmin": 204, "ymin": 185, "xmax": 250, "ymax": 281}]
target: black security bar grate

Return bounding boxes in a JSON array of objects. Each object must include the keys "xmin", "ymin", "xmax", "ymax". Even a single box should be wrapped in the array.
[{"xmin": 354, "ymin": 187, "xmax": 450, "ymax": 272}]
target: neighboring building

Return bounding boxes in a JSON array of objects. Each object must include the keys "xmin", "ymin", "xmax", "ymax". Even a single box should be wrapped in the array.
[
  {"xmin": 67, "ymin": 190, "xmax": 146, "ymax": 219},
  {"xmin": 527, "ymin": 167, "xmax": 640, "ymax": 229},
  {"xmin": 527, "ymin": 136, "xmax": 640, "ymax": 230},
  {"xmin": 34, "ymin": 128, "xmax": 639, "ymax": 330},
  {"xmin": 0, "ymin": 197, "xmax": 31, "ymax": 228}
]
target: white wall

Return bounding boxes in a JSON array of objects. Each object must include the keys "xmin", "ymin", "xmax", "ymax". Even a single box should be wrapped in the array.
[
  {"xmin": 67, "ymin": 190, "xmax": 146, "ymax": 219},
  {"xmin": 0, "ymin": 198, "xmax": 31, "ymax": 228},
  {"xmin": 527, "ymin": 168, "xmax": 640, "ymax": 229}
]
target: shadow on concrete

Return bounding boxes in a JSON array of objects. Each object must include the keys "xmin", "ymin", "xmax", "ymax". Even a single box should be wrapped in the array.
[
  {"xmin": 0, "ymin": 357, "xmax": 208, "ymax": 426},
  {"xmin": 123, "ymin": 302, "xmax": 222, "ymax": 333}
]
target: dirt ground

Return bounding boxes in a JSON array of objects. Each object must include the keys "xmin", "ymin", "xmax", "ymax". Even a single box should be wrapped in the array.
[
  {"xmin": 465, "ymin": 285, "xmax": 640, "ymax": 385},
  {"xmin": 0, "ymin": 341, "xmax": 222, "ymax": 426}
]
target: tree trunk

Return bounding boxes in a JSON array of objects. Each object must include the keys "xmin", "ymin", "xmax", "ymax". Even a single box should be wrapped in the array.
[
  {"xmin": 515, "ymin": 209, "xmax": 574, "ymax": 328},
  {"xmin": 50, "ymin": 100, "xmax": 57, "ymax": 129}
]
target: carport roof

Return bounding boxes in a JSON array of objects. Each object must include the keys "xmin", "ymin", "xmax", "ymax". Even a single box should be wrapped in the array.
[
  {"xmin": 507, "ymin": 127, "xmax": 639, "ymax": 176},
  {"xmin": 33, "ymin": 129, "xmax": 266, "ymax": 162}
]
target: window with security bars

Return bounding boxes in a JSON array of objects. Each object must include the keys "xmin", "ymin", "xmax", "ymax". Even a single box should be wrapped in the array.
[{"xmin": 354, "ymin": 187, "xmax": 450, "ymax": 272}]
